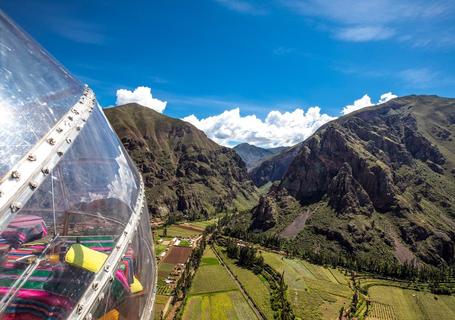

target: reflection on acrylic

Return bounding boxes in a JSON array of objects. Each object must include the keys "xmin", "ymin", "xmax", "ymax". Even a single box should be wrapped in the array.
[{"xmin": 0, "ymin": 10, "xmax": 156, "ymax": 320}]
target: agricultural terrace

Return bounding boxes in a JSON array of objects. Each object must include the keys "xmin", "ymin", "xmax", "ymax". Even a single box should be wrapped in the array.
[
  {"xmin": 182, "ymin": 247, "xmax": 258, "ymax": 320},
  {"xmin": 365, "ymin": 282, "xmax": 455, "ymax": 320},
  {"xmin": 215, "ymin": 244, "xmax": 274, "ymax": 319},
  {"xmin": 261, "ymin": 251, "xmax": 352, "ymax": 320}
]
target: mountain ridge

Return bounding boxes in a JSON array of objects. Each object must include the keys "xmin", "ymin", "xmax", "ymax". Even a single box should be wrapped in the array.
[
  {"xmin": 105, "ymin": 103, "xmax": 259, "ymax": 219},
  {"xmin": 250, "ymin": 95, "xmax": 455, "ymax": 266}
]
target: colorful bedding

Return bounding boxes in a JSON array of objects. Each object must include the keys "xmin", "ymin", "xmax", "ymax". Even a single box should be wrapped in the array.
[
  {"xmin": 1, "ymin": 215, "xmax": 47, "ymax": 249},
  {"xmin": 0, "ymin": 234, "xmax": 142, "ymax": 319}
]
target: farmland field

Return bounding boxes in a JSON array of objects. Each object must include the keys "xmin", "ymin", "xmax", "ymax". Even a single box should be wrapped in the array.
[
  {"xmin": 183, "ymin": 291, "xmax": 258, "ymax": 320},
  {"xmin": 153, "ymin": 294, "xmax": 171, "ymax": 319},
  {"xmin": 215, "ymin": 245, "xmax": 274, "ymax": 319},
  {"xmin": 183, "ymin": 247, "xmax": 258, "ymax": 320},
  {"xmin": 261, "ymin": 251, "xmax": 352, "ymax": 320},
  {"xmin": 185, "ymin": 218, "xmax": 219, "ymax": 229},
  {"xmin": 162, "ymin": 246, "xmax": 193, "ymax": 264},
  {"xmin": 156, "ymin": 224, "xmax": 202, "ymax": 238},
  {"xmin": 367, "ymin": 285, "xmax": 455, "ymax": 320}
]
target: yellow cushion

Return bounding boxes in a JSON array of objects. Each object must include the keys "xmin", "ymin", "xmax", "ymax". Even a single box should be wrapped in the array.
[
  {"xmin": 98, "ymin": 309, "xmax": 119, "ymax": 320},
  {"xmin": 65, "ymin": 244, "xmax": 107, "ymax": 273},
  {"xmin": 130, "ymin": 276, "xmax": 144, "ymax": 293}
]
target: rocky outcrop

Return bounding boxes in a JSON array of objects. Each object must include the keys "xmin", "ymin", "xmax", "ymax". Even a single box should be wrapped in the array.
[
  {"xmin": 250, "ymin": 144, "xmax": 301, "ymax": 186},
  {"xmin": 327, "ymin": 163, "xmax": 373, "ymax": 215},
  {"xmin": 252, "ymin": 95, "xmax": 455, "ymax": 266},
  {"xmin": 251, "ymin": 196, "xmax": 277, "ymax": 230}
]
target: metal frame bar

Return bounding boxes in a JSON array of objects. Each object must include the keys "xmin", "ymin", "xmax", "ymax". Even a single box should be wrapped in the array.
[
  {"xmin": 0, "ymin": 86, "xmax": 95, "ymax": 228},
  {"xmin": 69, "ymin": 176, "xmax": 156, "ymax": 320}
]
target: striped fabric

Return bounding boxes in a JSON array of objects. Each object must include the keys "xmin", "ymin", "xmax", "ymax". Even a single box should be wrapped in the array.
[
  {"xmin": 0, "ymin": 235, "xmax": 142, "ymax": 319},
  {"xmin": 1, "ymin": 216, "xmax": 47, "ymax": 249}
]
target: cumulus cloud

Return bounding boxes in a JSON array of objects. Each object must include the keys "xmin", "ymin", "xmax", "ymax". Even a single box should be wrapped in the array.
[
  {"xmin": 183, "ymin": 92, "xmax": 397, "ymax": 148},
  {"xmin": 341, "ymin": 92, "xmax": 397, "ymax": 115},
  {"xmin": 183, "ymin": 107, "xmax": 335, "ymax": 148},
  {"xmin": 116, "ymin": 86, "xmax": 167, "ymax": 113}
]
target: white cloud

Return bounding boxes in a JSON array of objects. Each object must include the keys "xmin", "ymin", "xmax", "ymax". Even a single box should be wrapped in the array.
[
  {"xmin": 335, "ymin": 26, "xmax": 395, "ymax": 42},
  {"xmin": 184, "ymin": 92, "xmax": 397, "ymax": 147},
  {"xmin": 183, "ymin": 107, "xmax": 335, "ymax": 148},
  {"xmin": 341, "ymin": 92, "xmax": 397, "ymax": 115},
  {"xmin": 214, "ymin": 0, "xmax": 267, "ymax": 15},
  {"xmin": 115, "ymin": 86, "xmax": 167, "ymax": 113},
  {"xmin": 378, "ymin": 92, "xmax": 398, "ymax": 104}
]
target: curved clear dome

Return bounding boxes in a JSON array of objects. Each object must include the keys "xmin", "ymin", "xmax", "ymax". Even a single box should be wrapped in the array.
[
  {"xmin": 0, "ymin": 12, "xmax": 83, "ymax": 180},
  {"xmin": 0, "ymin": 10, "xmax": 156, "ymax": 319}
]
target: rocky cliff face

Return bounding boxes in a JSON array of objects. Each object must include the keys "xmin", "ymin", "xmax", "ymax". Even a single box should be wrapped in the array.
[
  {"xmin": 250, "ymin": 144, "xmax": 301, "ymax": 186},
  {"xmin": 105, "ymin": 104, "xmax": 258, "ymax": 218},
  {"xmin": 251, "ymin": 96, "xmax": 455, "ymax": 266},
  {"xmin": 233, "ymin": 143, "xmax": 287, "ymax": 170}
]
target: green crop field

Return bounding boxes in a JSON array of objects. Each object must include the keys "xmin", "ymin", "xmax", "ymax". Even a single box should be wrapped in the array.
[
  {"xmin": 183, "ymin": 246, "xmax": 258, "ymax": 320},
  {"xmin": 183, "ymin": 291, "xmax": 258, "ymax": 320},
  {"xmin": 153, "ymin": 294, "xmax": 171, "ymax": 319},
  {"xmin": 156, "ymin": 224, "xmax": 202, "ymax": 238},
  {"xmin": 261, "ymin": 251, "xmax": 352, "ymax": 320},
  {"xmin": 367, "ymin": 285, "xmax": 455, "ymax": 320},
  {"xmin": 186, "ymin": 218, "xmax": 219, "ymax": 229},
  {"xmin": 215, "ymin": 245, "xmax": 274, "ymax": 319},
  {"xmin": 157, "ymin": 262, "xmax": 175, "ymax": 284}
]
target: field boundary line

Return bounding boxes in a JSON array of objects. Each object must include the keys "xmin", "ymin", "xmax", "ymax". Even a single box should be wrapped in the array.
[
  {"xmin": 212, "ymin": 245, "xmax": 266, "ymax": 320},
  {"xmin": 328, "ymin": 268, "xmax": 342, "ymax": 284},
  {"xmin": 188, "ymin": 289, "xmax": 240, "ymax": 297}
]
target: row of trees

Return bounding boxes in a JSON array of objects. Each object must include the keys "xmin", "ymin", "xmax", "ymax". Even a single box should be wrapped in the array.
[
  {"xmin": 224, "ymin": 239, "xmax": 295, "ymax": 320},
  {"xmin": 222, "ymin": 224, "xmax": 455, "ymax": 287}
]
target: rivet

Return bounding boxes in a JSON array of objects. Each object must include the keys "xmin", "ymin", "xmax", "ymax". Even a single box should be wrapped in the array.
[
  {"xmin": 41, "ymin": 168, "xmax": 50, "ymax": 175},
  {"xmin": 92, "ymin": 282, "xmax": 99, "ymax": 290},
  {"xmin": 66, "ymin": 138, "xmax": 72, "ymax": 144},
  {"xmin": 47, "ymin": 138, "xmax": 56, "ymax": 145},
  {"xmin": 68, "ymin": 116, "xmax": 73, "ymax": 121},
  {"xmin": 11, "ymin": 171, "xmax": 20, "ymax": 180},
  {"xmin": 76, "ymin": 126, "xmax": 82, "ymax": 131},
  {"xmin": 56, "ymin": 127, "xmax": 63, "ymax": 133},
  {"xmin": 104, "ymin": 265, "xmax": 110, "ymax": 272},
  {"xmin": 29, "ymin": 181, "xmax": 38, "ymax": 190},
  {"xmin": 57, "ymin": 150, "xmax": 64, "ymax": 157},
  {"xmin": 10, "ymin": 202, "xmax": 21, "ymax": 212},
  {"xmin": 27, "ymin": 154, "xmax": 37, "ymax": 161},
  {"xmin": 76, "ymin": 304, "xmax": 83, "ymax": 315}
]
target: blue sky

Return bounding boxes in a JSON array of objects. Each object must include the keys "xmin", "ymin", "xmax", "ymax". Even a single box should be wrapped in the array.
[{"xmin": 2, "ymin": 0, "xmax": 455, "ymax": 147}]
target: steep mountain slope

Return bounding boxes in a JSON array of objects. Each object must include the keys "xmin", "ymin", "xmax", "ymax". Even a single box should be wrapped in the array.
[
  {"xmin": 105, "ymin": 104, "xmax": 258, "ymax": 218},
  {"xmin": 233, "ymin": 143, "xmax": 287, "ymax": 170},
  {"xmin": 250, "ymin": 144, "xmax": 301, "ymax": 186},
  {"xmin": 251, "ymin": 95, "xmax": 455, "ymax": 266}
]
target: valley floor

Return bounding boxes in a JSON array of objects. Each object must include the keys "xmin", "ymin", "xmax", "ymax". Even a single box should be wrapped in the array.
[
  {"xmin": 155, "ymin": 222, "xmax": 455, "ymax": 320},
  {"xmin": 182, "ymin": 246, "xmax": 259, "ymax": 320}
]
